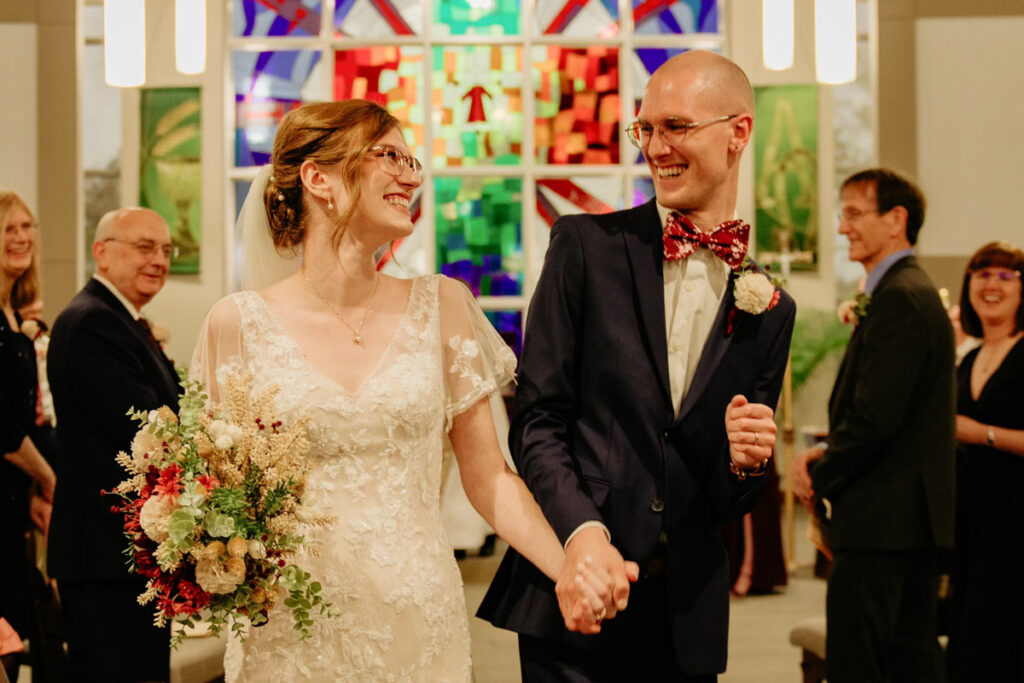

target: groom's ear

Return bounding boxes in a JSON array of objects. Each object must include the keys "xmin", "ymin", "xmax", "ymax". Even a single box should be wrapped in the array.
[{"xmin": 299, "ymin": 160, "xmax": 332, "ymax": 204}]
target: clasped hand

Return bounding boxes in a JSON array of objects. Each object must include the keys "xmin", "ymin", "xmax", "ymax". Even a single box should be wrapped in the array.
[
  {"xmin": 555, "ymin": 527, "xmax": 640, "ymax": 634},
  {"xmin": 724, "ymin": 395, "xmax": 777, "ymax": 470}
]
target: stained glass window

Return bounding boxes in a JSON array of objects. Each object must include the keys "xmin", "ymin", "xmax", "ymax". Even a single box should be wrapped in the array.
[
  {"xmin": 232, "ymin": 50, "xmax": 324, "ymax": 167},
  {"xmin": 435, "ymin": 177, "xmax": 523, "ymax": 297},
  {"xmin": 334, "ymin": 47, "xmax": 426, "ymax": 156},
  {"xmin": 334, "ymin": 0, "xmax": 421, "ymax": 37},
  {"xmin": 232, "ymin": 0, "xmax": 322, "ymax": 38},
  {"xmin": 434, "ymin": 0, "xmax": 521, "ymax": 36},
  {"xmin": 534, "ymin": 0, "xmax": 619, "ymax": 37},
  {"xmin": 633, "ymin": 0, "xmax": 718, "ymax": 35},
  {"xmin": 431, "ymin": 46, "xmax": 524, "ymax": 168},
  {"xmin": 485, "ymin": 310, "xmax": 523, "ymax": 359},
  {"xmin": 533, "ymin": 46, "xmax": 620, "ymax": 165}
]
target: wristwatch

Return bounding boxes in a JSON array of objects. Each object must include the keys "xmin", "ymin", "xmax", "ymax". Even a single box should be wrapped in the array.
[{"xmin": 986, "ymin": 425, "xmax": 996, "ymax": 447}]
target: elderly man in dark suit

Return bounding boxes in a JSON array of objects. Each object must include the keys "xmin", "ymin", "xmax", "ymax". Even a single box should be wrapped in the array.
[
  {"xmin": 795, "ymin": 168, "xmax": 955, "ymax": 683},
  {"xmin": 478, "ymin": 51, "xmax": 796, "ymax": 682},
  {"xmin": 48, "ymin": 207, "xmax": 179, "ymax": 682}
]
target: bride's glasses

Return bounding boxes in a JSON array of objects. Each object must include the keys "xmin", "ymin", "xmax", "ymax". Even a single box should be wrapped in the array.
[{"xmin": 369, "ymin": 144, "xmax": 423, "ymax": 178}]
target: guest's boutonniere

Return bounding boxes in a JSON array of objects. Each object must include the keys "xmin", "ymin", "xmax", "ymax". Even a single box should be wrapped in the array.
[
  {"xmin": 727, "ymin": 256, "xmax": 783, "ymax": 335},
  {"xmin": 151, "ymin": 323, "xmax": 171, "ymax": 347},
  {"xmin": 837, "ymin": 291, "xmax": 871, "ymax": 326}
]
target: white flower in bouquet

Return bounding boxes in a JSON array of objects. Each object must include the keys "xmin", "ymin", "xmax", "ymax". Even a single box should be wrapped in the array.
[
  {"xmin": 247, "ymin": 539, "xmax": 267, "ymax": 559},
  {"xmin": 131, "ymin": 429, "xmax": 164, "ymax": 469},
  {"xmin": 208, "ymin": 419, "xmax": 243, "ymax": 450},
  {"xmin": 734, "ymin": 272, "xmax": 777, "ymax": 314},
  {"xmin": 139, "ymin": 495, "xmax": 176, "ymax": 542}
]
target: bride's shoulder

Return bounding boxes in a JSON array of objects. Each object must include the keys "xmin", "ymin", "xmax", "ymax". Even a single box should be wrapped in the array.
[{"xmin": 203, "ymin": 292, "xmax": 258, "ymax": 331}]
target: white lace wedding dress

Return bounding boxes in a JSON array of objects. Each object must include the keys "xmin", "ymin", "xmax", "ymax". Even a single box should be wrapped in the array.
[{"xmin": 190, "ymin": 275, "xmax": 516, "ymax": 682}]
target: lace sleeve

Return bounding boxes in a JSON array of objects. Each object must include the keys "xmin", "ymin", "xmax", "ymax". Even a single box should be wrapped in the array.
[
  {"xmin": 438, "ymin": 276, "xmax": 516, "ymax": 430},
  {"xmin": 189, "ymin": 296, "xmax": 247, "ymax": 404}
]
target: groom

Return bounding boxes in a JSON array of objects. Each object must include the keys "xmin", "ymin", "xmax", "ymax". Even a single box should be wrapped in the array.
[{"xmin": 478, "ymin": 51, "xmax": 796, "ymax": 681}]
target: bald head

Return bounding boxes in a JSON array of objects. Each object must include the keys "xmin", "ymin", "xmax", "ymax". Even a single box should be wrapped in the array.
[
  {"xmin": 92, "ymin": 207, "xmax": 172, "ymax": 310},
  {"xmin": 647, "ymin": 51, "xmax": 754, "ymax": 117},
  {"xmin": 94, "ymin": 207, "xmax": 168, "ymax": 245}
]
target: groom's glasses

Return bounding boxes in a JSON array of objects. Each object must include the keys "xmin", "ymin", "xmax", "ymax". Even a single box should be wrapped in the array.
[{"xmin": 369, "ymin": 144, "xmax": 423, "ymax": 178}]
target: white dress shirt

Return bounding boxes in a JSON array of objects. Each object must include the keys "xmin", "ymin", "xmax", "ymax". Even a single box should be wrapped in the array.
[
  {"xmin": 565, "ymin": 205, "xmax": 731, "ymax": 547},
  {"xmin": 657, "ymin": 203, "xmax": 730, "ymax": 417}
]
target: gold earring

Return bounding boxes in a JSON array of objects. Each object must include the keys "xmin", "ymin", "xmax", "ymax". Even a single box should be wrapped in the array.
[{"xmin": 327, "ymin": 196, "xmax": 334, "ymax": 210}]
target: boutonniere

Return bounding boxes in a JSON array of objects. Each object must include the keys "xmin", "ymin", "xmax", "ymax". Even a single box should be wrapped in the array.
[
  {"xmin": 727, "ymin": 257, "xmax": 783, "ymax": 334},
  {"xmin": 837, "ymin": 291, "xmax": 871, "ymax": 326},
  {"xmin": 151, "ymin": 324, "xmax": 171, "ymax": 346}
]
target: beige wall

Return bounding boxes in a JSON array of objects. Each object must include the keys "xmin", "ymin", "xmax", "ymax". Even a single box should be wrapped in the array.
[
  {"xmin": 0, "ymin": 0, "xmax": 78, "ymax": 316},
  {"xmin": 877, "ymin": 0, "xmax": 1024, "ymax": 299}
]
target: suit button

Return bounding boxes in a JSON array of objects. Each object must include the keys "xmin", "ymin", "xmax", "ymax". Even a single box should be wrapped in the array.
[
  {"xmin": 651, "ymin": 498, "xmax": 665, "ymax": 513},
  {"xmin": 663, "ymin": 431, "xmax": 670, "ymax": 442}
]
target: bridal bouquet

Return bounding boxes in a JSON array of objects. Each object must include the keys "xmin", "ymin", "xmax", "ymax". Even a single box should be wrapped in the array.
[{"xmin": 111, "ymin": 370, "xmax": 335, "ymax": 646}]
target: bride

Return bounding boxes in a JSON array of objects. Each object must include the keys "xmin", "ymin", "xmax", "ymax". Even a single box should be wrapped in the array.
[{"xmin": 191, "ymin": 100, "xmax": 623, "ymax": 681}]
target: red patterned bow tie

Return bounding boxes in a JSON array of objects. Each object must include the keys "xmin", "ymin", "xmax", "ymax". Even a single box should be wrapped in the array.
[{"xmin": 663, "ymin": 212, "xmax": 750, "ymax": 269}]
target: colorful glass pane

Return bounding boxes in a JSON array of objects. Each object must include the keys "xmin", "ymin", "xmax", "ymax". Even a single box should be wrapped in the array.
[
  {"xmin": 484, "ymin": 310, "xmax": 523, "ymax": 359},
  {"xmin": 334, "ymin": 0, "xmax": 421, "ymax": 37},
  {"xmin": 534, "ymin": 0, "xmax": 619, "ymax": 37},
  {"xmin": 434, "ymin": 0, "xmax": 521, "ymax": 36},
  {"xmin": 533, "ymin": 46, "xmax": 620, "ymax": 165},
  {"xmin": 534, "ymin": 176, "xmax": 622, "ymax": 273},
  {"xmin": 435, "ymin": 177, "xmax": 523, "ymax": 297},
  {"xmin": 233, "ymin": 50, "xmax": 324, "ymax": 167},
  {"xmin": 633, "ymin": 0, "xmax": 718, "ymax": 35},
  {"xmin": 431, "ymin": 46, "xmax": 524, "ymax": 168},
  {"xmin": 232, "ymin": 0, "xmax": 322, "ymax": 38},
  {"xmin": 633, "ymin": 177, "xmax": 655, "ymax": 207},
  {"xmin": 334, "ymin": 47, "xmax": 426, "ymax": 156}
]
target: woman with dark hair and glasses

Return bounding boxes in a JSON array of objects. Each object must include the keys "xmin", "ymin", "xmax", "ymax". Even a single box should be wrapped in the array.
[
  {"xmin": 192, "ymin": 100, "xmax": 618, "ymax": 681},
  {"xmin": 946, "ymin": 241, "xmax": 1024, "ymax": 682}
]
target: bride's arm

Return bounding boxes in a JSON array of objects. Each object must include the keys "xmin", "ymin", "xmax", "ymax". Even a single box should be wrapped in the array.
[{"xmin": 450, "ymin": 396, "xmax": 618, "ymax": 634}]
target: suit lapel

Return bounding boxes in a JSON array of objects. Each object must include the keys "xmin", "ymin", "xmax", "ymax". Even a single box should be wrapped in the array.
[
  {"xmin": 622, "ymin": 200, "xmax": 671, "ymax": 406},
  {"xmin": 676, "ymin": 272, "xmax": 737, "ymax": 422},
  {"xmin": 85, "ymin": 279, "xmax": 178, "ymax": 393}
]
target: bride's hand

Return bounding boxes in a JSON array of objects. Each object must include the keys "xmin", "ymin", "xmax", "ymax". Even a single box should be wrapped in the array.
[{"xmin": 562, "ymin": 556, "xmax": 640, "ymax": 634}]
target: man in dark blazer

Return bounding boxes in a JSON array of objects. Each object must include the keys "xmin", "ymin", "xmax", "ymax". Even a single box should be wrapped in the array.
[
  {"xmin": 795, "ymin": 168, "xmax": 955, "ymax": 683},
  {"xmin": 478, "ymin": 51, "xmax": 796, "ymax": 681},
  {"xmin": 48, "ymin": 208, "xmax": 179, "ymax": 682}
]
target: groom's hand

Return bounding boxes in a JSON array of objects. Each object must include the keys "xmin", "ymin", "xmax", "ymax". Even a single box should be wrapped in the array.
[
  {"xmin": 725, "ymin": 394, "xmax": 777, "ymax": 470},
  {"xmin": 556, "ymin": 527, "xmax": 637, "ymax": 634}
]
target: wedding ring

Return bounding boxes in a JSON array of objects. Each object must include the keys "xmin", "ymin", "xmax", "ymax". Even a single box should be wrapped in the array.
[
  {"xmin": 595, "ymin": 608, "xmax": 607, "ymax": 624},
  {"xmin": 753, "ymin": 431, "xmax": 760, "ymax": 445}
]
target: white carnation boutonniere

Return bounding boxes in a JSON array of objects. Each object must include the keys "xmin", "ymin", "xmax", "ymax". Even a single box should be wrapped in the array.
[{"xmin": 728, "ymin": 257, "xmax": 783, "ymax": 335}]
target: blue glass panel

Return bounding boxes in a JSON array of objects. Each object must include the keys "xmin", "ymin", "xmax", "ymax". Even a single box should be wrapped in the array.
[
  {"xmin": 634, "ymin": 0, "xmax": 718, "ymax": 35},
  {"xmin": 232, "ymin": 50, "xmax": 322, "ymax": 167},
  {"xmin": 233, "ymin": 0, "xmax": 322, "ymax": 38}
]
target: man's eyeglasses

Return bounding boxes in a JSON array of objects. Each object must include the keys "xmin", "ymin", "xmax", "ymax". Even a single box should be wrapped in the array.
[
  {"xmin": 970, "ymin": 268, "xmax": 1021, "ymax": 283},
  {"xmin": 625, "ymin": 114, "xmax": 738, "ymax": 149},
  {"xmin": 369, "ymin": 144, "xmax": 423, "ymax": 178},
  {"xmin": 835, "ymin": 207, "xmax": 881, "ymax": 223},
  {"xmin": 104, "ymin": 238, "xmax": 179, "ymax": 260}
]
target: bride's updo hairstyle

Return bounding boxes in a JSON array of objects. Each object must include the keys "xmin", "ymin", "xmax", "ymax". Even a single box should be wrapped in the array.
[{"xmin": 264, "ymin": 100, "xmax": 400, "ymax": 251}]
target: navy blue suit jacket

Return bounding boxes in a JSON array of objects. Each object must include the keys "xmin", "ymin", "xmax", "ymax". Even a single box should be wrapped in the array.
[
  {"xmin": 47, "ymin": 279, "xmax": 180, "ymax": 582},
  {"xmin": 478, "ymin": 200, "xmax": 796, "ymax": 674}
]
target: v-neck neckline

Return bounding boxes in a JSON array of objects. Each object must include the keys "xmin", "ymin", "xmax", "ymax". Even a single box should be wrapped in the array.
[{"xmin": 250, "ymin": 278, "xmax": 419, "ymax": 396}]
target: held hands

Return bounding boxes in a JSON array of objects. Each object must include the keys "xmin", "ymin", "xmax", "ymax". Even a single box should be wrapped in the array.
[
  {"xmin": 555, "ymin": 527, "xmax": 639, "ymax": 634},
  {"xmin": 724, "ymin": 395, "xmax": 777, "ymax": 472},
  {"xmin": 793, "ymin": 446, "xmax": 825, "ymax": 510}
]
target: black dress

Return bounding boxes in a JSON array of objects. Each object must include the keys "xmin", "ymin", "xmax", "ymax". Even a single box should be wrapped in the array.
[
  {"xmin": 0, "ymin": 310, "xmax": 37, "ymax": 634},
  {"xmin": 947, "ymin": 337, "xmax": 1024, "ymax": 683}
]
